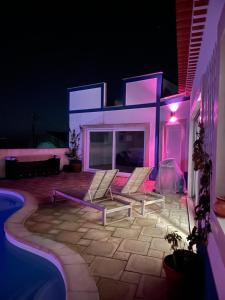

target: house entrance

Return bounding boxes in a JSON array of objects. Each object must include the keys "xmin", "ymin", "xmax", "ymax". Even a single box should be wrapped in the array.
[{"xmin": 88, "ymin": 129, "xmax": 145, "ymax": 173}]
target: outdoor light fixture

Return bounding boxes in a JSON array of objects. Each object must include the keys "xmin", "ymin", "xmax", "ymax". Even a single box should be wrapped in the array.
[
  {"xmin": 169, "ymin": 111, "xmax": 178, "ymax": 123},
  {"xmin": 168, "ymin": 103, "xmax": 179, "ymax": 123},
  {"xmin": 169, "ymin": 103, "xmax": 179, "ymax": 112}
]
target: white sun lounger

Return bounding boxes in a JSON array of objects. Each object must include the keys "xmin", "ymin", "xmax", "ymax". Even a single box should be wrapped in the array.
[
  {"xmin": 114, "ymin": 167, "xmax": 165, "ymax": 216},
  {"xmin": 52, "ymin": 169, "xmax": 132, "ymax": 225}
]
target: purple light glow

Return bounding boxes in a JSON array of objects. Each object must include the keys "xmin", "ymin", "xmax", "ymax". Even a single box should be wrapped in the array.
[
  {"xmin": 169, "ymin": 115, "xmax": 178, "ymax": 123},
  {"xmin": 169, "ymin": 103, "xmax": 179, "ymax": 112}
]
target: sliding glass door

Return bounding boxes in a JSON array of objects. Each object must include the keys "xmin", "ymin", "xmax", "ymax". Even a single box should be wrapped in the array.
[
  {"xmin": 115, "ymin": 131, "xmax": 144, "ymax": 172},
  {"xmin": 89, "ymin": 132, "xmax": 113, "ymax": 170},
  {"xmin": 88, "ymin": 129, "xmax": 145, "ymax": 173}
]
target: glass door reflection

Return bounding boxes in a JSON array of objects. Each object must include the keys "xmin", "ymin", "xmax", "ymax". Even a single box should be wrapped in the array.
[{"xmin": 89, "ymin": 132, "xmax": 113, "ymax": 170}]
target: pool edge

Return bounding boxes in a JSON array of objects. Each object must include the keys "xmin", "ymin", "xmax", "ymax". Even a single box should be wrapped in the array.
[{"xmin": 0, "ymin": 188, "xmax": 99, "ymax": 300}]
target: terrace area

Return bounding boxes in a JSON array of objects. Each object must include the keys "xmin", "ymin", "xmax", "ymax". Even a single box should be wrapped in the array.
[{"xmin": 0, "ymin": 172, "xmax": 190, "ymax": 300}]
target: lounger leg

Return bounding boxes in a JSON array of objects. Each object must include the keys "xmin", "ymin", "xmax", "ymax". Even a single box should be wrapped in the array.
[
  {"xmin": 52, "ymin": 191, "xmax": 56, "ymax": 204},
  {"xmin": 103, "ymin": 209, "xmax": 107, "ymax": 226},
  {"xmin": 128, "ymin": 206, "xmax": 132, "ymax": 217},
  {"xmin": 141, "ymin": 203, "xmax": 145, "ymax": 216}
]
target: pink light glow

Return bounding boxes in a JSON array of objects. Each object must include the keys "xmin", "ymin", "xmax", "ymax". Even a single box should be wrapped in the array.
[
  {"xmin": 169, "ymin": 116, "xmax": 178, "ymax": 123},
  {"xmin": 169, "ymin": 103, "xmax": 179, "ymax": 112}
]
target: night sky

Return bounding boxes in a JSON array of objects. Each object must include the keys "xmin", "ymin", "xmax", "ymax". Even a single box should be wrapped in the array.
[{"xmin": 0, "ymin": 1, "xmax": 177, "ymax": 147}]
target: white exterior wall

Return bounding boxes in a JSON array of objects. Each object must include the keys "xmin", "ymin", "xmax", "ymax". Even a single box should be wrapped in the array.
[
  {"xmin": 189, "ymin": 3, "xmax": 225, "ymax": 299},
  {"xmin": 191, "ymin": 1, "xmax": 224, "ymax": 103},
  {"xmin": 160, "ymin": 100, "xmax": 190, "ymax": 172},
  {"xmin": 125, "ymin": 78, "xmax": 157, "ymax": 105},
  {"xmin": 70, "ymin": 107, "xmax": 156, "ymax": 171},
  {"xmin": 69, "ymin": 84, "xmax": 105, "ymax": 110},
  {"xmin": 0, "ymin": 148, "xmax": 68, "ymax": 178},
  {"xmin": 70, "ymin": 88, "xmax": 101, "ymax": 110}
]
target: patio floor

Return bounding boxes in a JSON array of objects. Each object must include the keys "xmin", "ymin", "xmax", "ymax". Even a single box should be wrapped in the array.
[{"xmin": 0, "ymin": 172, "xmax": 190, "ymax": 300}]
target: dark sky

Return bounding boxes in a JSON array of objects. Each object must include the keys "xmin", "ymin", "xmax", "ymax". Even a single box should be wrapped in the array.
[{"xmin": 0, "ymin": 1, "xmax": 177, "ymax": 142}]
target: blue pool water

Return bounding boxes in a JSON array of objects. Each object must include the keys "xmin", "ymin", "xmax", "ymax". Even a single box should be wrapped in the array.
[{"xmin": 0, "ymin": 193, "xmax": 66, "ymax": 300}]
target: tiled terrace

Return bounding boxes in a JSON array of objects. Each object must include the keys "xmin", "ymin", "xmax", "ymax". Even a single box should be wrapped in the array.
[{"xmin": 0, "ymin": 172, "xmax": 190, "ymax": 300}]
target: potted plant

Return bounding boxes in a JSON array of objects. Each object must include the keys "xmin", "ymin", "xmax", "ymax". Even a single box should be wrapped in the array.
[
  {"xmin": 163, "ymin": 123, "xmax": 211, "ymax": 300},
  {"xmin": 65, "ymin": 129, "xmax": 82, "ymax": 172},
  {"xmin": 163, "ymin": 232, "xmax": 203, "ymax": 300}
]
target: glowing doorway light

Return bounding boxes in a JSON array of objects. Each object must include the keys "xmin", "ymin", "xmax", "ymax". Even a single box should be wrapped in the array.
[
  {"xmin": 169, "ymin": 103, "xmax": 179, "ymax": 112},
  {"xmin": 168, "ymin": 102, "xmax": 179, "ymax": 123},
  {"xmin": 169, "ymin": 112, "xmax": 178, "ymax": 123}
]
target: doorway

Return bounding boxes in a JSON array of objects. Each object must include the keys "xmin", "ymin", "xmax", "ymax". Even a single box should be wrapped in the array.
[{"xmin": 87, "ymin": 128, "xmax": 145, "ymax": 173}]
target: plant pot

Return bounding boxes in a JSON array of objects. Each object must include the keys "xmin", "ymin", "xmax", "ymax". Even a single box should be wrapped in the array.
[
  {"xmin": 163, "ymin": 255, "xmax": 185, "ymax": 300},
  {"xmin": 163, "ymin": 250, "xmax": 202, "ymax": 300},
  {"xmin": 214, "ymin": 195, "xmax": 225, "ymax": 217},
  {"xmin": 70, "ymin": 160, "xmax": 82, "ymax": 173}
]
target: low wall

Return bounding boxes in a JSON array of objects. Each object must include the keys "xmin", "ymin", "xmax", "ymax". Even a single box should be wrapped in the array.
[{"xmin": 0, "ymin": 148, "xmax": 69, "ymax": 178}]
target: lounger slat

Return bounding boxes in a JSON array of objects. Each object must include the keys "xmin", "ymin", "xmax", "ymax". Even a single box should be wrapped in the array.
[
  {"xmin": 117, "ymin": 167, "xmax": 165, "ymax": 216},
  {"xmin": 53, "ymin": 169, "xmax": 133, "ymax": 225}
]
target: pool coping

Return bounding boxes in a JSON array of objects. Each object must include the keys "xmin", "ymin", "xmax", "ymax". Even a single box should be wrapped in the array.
[{"xmin": 0, "ymin": 188, "xmax": 99, "ymax": 300}]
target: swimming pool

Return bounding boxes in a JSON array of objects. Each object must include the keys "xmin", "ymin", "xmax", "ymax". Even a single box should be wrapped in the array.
[{"xmin": 0, "ymin": 193, "xmax": 66, "ymax": 300}]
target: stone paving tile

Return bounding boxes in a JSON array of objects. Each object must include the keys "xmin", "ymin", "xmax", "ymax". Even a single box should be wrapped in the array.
[
  {"xmin": 2, "ymin": 172, "xmax": 190, "ymax": 300},
  {"xmin": 83, "ymin": 229, "xmax": 112, "ymax": 240},
  {"xmin": 67, "ymin": 291, "xmax": 99, "ymax": 300},
  {"xmin": 68, "ymin": 244, "xmax": 87, "ymax": 254},
  {"xmin": 38, "ymin": 208, "xmax": 56, "ymax": 215},
  {"xmin": 120, "ymin": 271, "xmax": 141, "ymax": 284},
  {"xmin": 85, "ymin": 240, "xmax": 118, "ymax": 257},
  {"xmin": 104, "ymin": 226, "xmax": 116, "ymax": 232},
  {"xmin": 138, "ymin": 235, "xmax": 152, "ymax": 242},
  {"xmin": 32, "ymin": 215, "xmax": 55, "ymax": 222},
  {"xmin": 58, "ymin": 213, "xmax": 80, "ymax": 222},
  {"xmin": 118, "ymin": 239, "xmax": 149, "ymax": 255},
  {"xmin": 134, "ymin": 217, "xmax": 157, "ymax": 227},
  {"xmin": 97, "ymin": 278, "xmax": 137, "ymax": 300},
  {"xmin": 82, "ymin": 222, "xmax": 104, "ymax": 230},
  {"xmin": 69, "ymin": 208, "xmax": 81, "ymax": 213},
  {"xmin": 158, "ymin": 209, "xmax": 170, "ymax": 218},
  {"xmin": 25, "ymin": 220, "xmax": 36, "ymax": 227},
  {"xmin": 150, "ymin": 238, "xmax": 171, "ymax": 252},
  {"xmin": 90, "ymin": 257, "xmax": 126, "ymax": 280},
  {"xmin": 113, "ymin": 228, "xmax": 140, "ymax": 239},
  {"xmin": 81, "ymin": 212, "xmax": 102, "ymax": 222},
  {"xmin": 113, "ymin": 251, "xmax": 130, "ymax": 261},
  {"xmin": 30, "ymin": 222, "xmax": 53, "ymax": 233},
  {"xmin": 56, "ymin": 221, "xmax": 81, "ymax": 231},
  {"xmin": 53, "ymin": 212, "xmax": 61, "ymax": 216},
  {"xmin": 48, "ymin": 229, "xmax": 60, "ymax": 235},
  {"xmin": 155, "ymin": 222, "xmax": 167, "ymax": 230},
  {"xmin": 81, "ymin": 207, "xmax": 95, "ymax": 213},
  {"xmin": 140, "ymin": 226, "xmax": 166, "ymax": 238},
  {"xmin": 64, "ymin": 263, "xmax": 97, "ymax": 292},
  {"xmin": 130, "ymin": 225, "xmax": 142, "ymax": 230},
  {"xmin": 81, "ymin": 253, "xmax": 95, "ymax": 264},
  {"xmin": 49, "ymin": 219, "xmax": 62, "ymax": 225},
  {"xmin": 126, "ymin": 254, "xmax": 162, "ymax": 276},
  {"xmin": 55, "ymin": 230, "xmax": 84, "ymax": 244},
  {"xmin": 107, "ymin": 237, "xmax": 122, "ymax": 244},
  {"xmin": 136, "ymin": 275, "xmax": 167, "ymax": 300},
  {"xmin": 148, "ymin": 249, "xmax": 164, "ymax": 259},
  {"xmin": 77, "ymin": 239, "xmax": 92, "ymax": 246},
  {"xmin": 110, "ymin": 219, "xmax": 133, "ymax": 228},
  {"xmin": 77, "ymin": 227, "xmax": 89, "ymax": 233}
]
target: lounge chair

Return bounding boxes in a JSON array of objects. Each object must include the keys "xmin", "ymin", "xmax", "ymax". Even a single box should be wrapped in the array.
[
  {"xmin": 52, "ymin": 169, "xmax": 132, "ymax": 225},
  {"xmin": 114, "ymin": 167, "xmax": 165, "ymax": 216}
]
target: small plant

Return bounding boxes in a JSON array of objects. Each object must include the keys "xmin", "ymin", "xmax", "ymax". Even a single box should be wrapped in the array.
[
  {"xmin": 165, "ymin": 231, "xmax": 183, "ymax": 251},
  {"xmin": 165, "ymin": 231, "xmax": 184, "ymax": 271},
  {"xmin": 187, "ymin": 122, "xmax": 212, "ymax": 251},
  {"xmin": 65, "ymin": 129, "xmax": 81, "ymax": 162}
]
